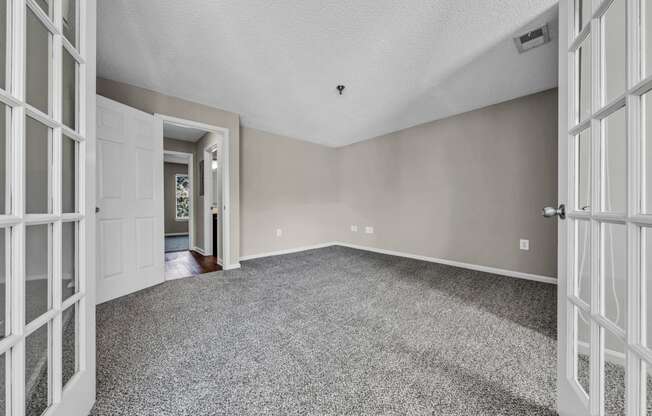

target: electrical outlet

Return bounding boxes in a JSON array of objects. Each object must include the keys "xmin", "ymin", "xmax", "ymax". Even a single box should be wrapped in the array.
[
  {"xmin": 276, "ymin": 228, "xmax": 283, "ymax": 237},
  {"xmin": 365, "ymin": 226, "xmax": 374, "ymax": 234},
  {"xmin": 350, "ymin": 225, "xmax": 358, "ymax": 232},
  {"xmin": 520, "ymin": 239, "xmax": 529, "ymax": 251}
]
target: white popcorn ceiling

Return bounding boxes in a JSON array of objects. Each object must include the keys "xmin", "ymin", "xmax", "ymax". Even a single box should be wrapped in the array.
[{"xmin": 98, "ymin": 1, "xmax": 558, "ymax": 147}]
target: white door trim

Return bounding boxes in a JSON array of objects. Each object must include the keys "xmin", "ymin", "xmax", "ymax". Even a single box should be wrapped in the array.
[
  {"xmin": 557, "ymin": 2, "xmax": 586, "ymax": 414},
  {"xmin": 203, "ymin": 142, "xmax": 217, "ymax": 259},
  {"xmin": 154, "ymin": 114, "xmax": 232, "ymax": 270},
  {"xmin": 162, "ymin": 149, "xmax": 194, "ymax": 252}
]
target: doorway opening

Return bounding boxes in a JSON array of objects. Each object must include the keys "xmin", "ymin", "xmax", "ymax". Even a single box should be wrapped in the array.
[
  {"xmin": 160, "ymin": 119, "xmax": 226, "ymax": 280},
  {"xmin": 163, "ymin": 150, "xmax": 193, "ymax": 253}
]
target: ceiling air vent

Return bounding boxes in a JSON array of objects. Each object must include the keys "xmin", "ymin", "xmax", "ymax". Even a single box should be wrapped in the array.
[{"xmin": 513, "ymin": 24, "xmax": 551, "ymax": 53}]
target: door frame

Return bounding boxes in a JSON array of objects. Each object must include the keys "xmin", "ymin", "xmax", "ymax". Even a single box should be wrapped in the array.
[
  {"xmin": 203, "ymin": 142, "xmax": 220, "ymax": 264},
  {"xmin": 154, "ymin": 114, "xmax": 232, "ymax": 270},
  {"xmin": 162, "ymin": 150, "xmax": 194, "ymax": 254},
  {"xmin": 558, "ymin": 2, "xmax": 586, "ymax": 415}
]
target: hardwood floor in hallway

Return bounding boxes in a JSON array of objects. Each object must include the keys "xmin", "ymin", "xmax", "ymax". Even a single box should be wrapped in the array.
[{"xmin": 164, "ymin": 250, "xmax": 222, "ymax": 280}]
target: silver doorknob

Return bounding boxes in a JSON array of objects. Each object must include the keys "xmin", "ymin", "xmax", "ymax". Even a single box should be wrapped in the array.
[{"xmin": 542, "ymin": 204, "xmax": 565, "ymax": 219}]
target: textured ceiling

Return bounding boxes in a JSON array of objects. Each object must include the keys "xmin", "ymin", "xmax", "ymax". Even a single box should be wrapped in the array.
[
  {"xmin": 98, "ymin": 0, "xmax": 558, "ymax": 147},
  {"xmin": 163, "ymin": 122, "xmax": 207, "ymax": 142}
]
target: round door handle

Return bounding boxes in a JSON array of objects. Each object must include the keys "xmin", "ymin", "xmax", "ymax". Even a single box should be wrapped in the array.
[{"xmin": 542, "ymin": 204, "xmax": 565, "ymax": 219}]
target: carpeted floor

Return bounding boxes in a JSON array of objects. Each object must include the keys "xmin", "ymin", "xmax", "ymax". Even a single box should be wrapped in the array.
[
  {"xmin": 165, "ymin": 235, "xmax": 189, "ymax": 253},
  {"xmin": 93, "ymin": 246, "xmax": 558, "ymax": 415}
]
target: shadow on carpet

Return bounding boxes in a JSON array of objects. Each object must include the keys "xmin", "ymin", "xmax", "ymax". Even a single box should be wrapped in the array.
[{"xmin": 92, "ymin": 246, "xmax": 558, "ymax": 415}]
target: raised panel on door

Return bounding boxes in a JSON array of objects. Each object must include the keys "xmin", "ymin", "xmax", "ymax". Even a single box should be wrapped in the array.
[
  {"xmin": 99, "ymin": 219, "xmax": 123, "ymax": 279},
  {"xmin": 97, "ymin": 103, "xmax": 125, "ymax": 143},
  {"xmin": 98, "ymin": 139, "xmax": 123, "ymax": 201},
  {"xmin": 136, "ymin": 148, "xmax": 154, "ymax": 200},
  {"xmin": 135, "ymin": 217, "xmax": 154, "ymax": 269},
  {"xmin": 133, "ymin": 116, "xmax": 153, "ymax": 149},
  {"xmin": 96, "ymin": 95, "xmax": 164, "ymax": 304}
]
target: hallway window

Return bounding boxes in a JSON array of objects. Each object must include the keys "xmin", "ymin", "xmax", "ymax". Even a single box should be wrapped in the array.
[{"xmin": 175, "ymin": 174, "xmax": 190, "ymax": 220}]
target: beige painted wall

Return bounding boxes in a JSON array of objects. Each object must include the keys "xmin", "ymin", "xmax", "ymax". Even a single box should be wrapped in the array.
[
  {"xmin": 100, "ymin": 78, "xmax": 557, "ymax": 278},
  {"xmin": 97, "ymin": 78, "xmax": 241, "ymax": 265},
  {"xmin": 240, "ymin": 127, "xmax": 340, "ymax": 257},
  {"xmin": 164, "ymin": 137, "xmax": 195, "ymax": 154},
  {"xmin": 337, "ymin": 89, "xmax": 558, "ymax": 277},
  {"xmin": 163, "ymin": 162, "xmax": 189, "ymax": 235}
]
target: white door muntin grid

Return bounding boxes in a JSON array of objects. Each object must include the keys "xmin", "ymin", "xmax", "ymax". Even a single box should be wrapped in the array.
[
  {"xmin": 0, "ymin": 0, "xmax": 90, "ymax": 415},
  {"xmin": 565, "ymin": 0, "xmax": 652, "ymax": 415}
]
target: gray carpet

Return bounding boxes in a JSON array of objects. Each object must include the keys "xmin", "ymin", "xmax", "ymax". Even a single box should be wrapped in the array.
[
  {"xmin": 577, "ymin": 354, "xmax": 652, "ymax": 416},
  {"xmin": 93, "ymin": 246, "xmax": 558, "ymax": 415},
  {"xmin": 165, "ymin": 235, "xmax": 189, "ymax": 253}
]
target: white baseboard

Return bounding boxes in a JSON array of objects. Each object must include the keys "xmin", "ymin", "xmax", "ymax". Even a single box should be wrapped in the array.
[
  {"xmin": 239, "ymin": 243, "xmax": 336, "ymax": 261},
  {"xmin": 223, "ymin": 263, "xmax": 241, "ymax": 270},
  {"xmin": 239, "ymin": 241, "xmax": 557, "ymax": 285},
  {"xmin": 165, "ymin": 232, "xmax": 189, "ymax": 237},
  {"xmin": 336, "ymin": 242, "xmax": 558, "ymax": 285},
  {"xmin": 192, "ymin": 246, "xmax": 206, "ymax": 256}
]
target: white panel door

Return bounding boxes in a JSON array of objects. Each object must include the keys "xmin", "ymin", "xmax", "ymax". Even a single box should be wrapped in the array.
[
  {"xmin": 96, "ymin": 95, "xmax": 163, "ymax": 304},
  {"xmin": 558, "ymin": 1, "xmax": 652, "ymax": 415}
]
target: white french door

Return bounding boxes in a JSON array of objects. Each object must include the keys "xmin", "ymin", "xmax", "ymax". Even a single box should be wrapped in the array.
[
  {"xmin": 0, "ymin": 0, "xmax": 96, "ymax": 416},
  {"xmin": 559, "ymin": 0, "xmax": 652, "ymax": 415}
]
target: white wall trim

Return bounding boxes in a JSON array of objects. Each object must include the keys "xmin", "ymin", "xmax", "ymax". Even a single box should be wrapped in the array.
[
  {"xmin": 239, "ymin": 242, "xmax": 558, "ymax": 285},
  {"xmin": 223, "ymin": 263, "xmax": 241, "ymax": 270},
  {"xmin": 336, "ymin": 242, "xmax": 558, "ymax": 285},
  {"xmin": 239, "ymin": 243, "xmax": 337, "ymax": 261},
  {"xmin": 155, "ymin": 114, "xmax": 233, "ymax": 269},
  {"xmin": 203, "ymin": 142, "xmax": 219, "ymax": 260},
  {"xmin": 192, "ymin": 246, "xmax": 206, "ymax": 256}
]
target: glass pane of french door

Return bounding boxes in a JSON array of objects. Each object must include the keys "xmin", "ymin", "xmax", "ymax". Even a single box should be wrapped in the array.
[
  {"xmin": 565, "ymin": 0, "xmax": 652, "ymax": 415},
  {"xmin": 0, "ymin": 0, "xmax": 89, "ymax": 415}
]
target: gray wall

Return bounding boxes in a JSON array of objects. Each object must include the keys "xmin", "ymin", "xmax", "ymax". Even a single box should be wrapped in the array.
[
  {"xmin": 336, "ymin": 89, "xmax": 558, "ymax": 277},
  {"xmin": 163, "ymin": 162, "xmax": 189, "ymax": 235},
  {"xmin": 240, "ymin": 127, "xmax": 340, "ymax": 257},
  {"xmin": 98, "ymin": 78, "xmax": 241, "ymax": 266},
  {"xmin": 164, "ymin": 137, "xmax": 194, "ymax": 154}
]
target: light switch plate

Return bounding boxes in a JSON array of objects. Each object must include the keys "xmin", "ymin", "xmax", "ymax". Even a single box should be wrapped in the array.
[
  {"xmin": 365, "ymin": 226, "xmax": 374, "ymax": 234},
  {"xmin": 350, "ymin": 225, "xmax": 358, "ymax": 232},
  {"xmin": 276, "ymin": 228, "xmax": 283, "ymax": 237},
  {"xmin": 520, "ymin": 239, "xmax": 529, "ymax": 251}
]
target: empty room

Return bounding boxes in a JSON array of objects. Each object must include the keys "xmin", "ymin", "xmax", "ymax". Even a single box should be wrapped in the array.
[{"xmin": 1, "ymin": 0, "xmax": 651, "ymax": 415}]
